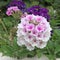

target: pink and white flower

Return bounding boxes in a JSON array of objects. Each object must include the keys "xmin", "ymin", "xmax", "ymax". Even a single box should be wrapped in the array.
[
  {"xmin": 35, "ymin": 24, "xmax": 45, "ymax": 32},
  {"xmin": 17, "ymin": 14, "xmax": 52, "ymax": 51},
  {"xmin": 6, "ymin": 6, "xmax": 19, "ymax": 16},
  {"xmin": 26, "ymin": 24, "xmax": 34, "ymax": 31}
]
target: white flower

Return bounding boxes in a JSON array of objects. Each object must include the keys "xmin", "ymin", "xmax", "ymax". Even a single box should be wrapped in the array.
[
  {"xmin": 17, "ymin": 36, "xmax": 25, "ymax": 46},
  {"xmin": 25, "ymin": 42, "xmax": 34, "ymax": 51},
  {"xmin": 36, "ymin": 40, "xmax": 47, "ymax": 49},
  {"xmin": 42, "ymin": 29, "xmax": 51, "ymax": 42}
]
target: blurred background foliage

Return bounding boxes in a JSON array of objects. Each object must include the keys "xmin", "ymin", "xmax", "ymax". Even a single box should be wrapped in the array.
[{"xmin": 0, "ymin": 0, "xmax": 60, "ymax": 60}]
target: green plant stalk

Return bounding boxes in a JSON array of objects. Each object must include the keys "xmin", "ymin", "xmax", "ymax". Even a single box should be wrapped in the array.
[
  {"xmin": 0, "ymin": 36, "xmax": 7, "ymax": 41},
  {"xmin": 0, "ymin": 18, "xmax": 8, "ymax": 34}
]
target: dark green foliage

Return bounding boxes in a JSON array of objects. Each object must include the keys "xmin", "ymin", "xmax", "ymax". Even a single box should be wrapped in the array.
[{"xmin": 0, "ymin": 0, "xmax": 10, "ymax": 7}]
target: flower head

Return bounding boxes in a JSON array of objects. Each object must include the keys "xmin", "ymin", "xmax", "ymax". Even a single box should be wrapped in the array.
[
  {"xmin": 7, "ymin": 0, "xmax": 26, "ymax": 13},
  {"xmin": 27, "ymin": 5, "xmax": 50, "ymax": 21},
  {"xmin": 6, "ymin": 6, "xmax": 20, "ymax": 16},
  {"xmin": 17, "ymin": 14, "xmax": 52, "ymax": 51}
]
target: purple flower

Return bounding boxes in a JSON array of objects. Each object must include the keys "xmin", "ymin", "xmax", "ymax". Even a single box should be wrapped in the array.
[
  {"xmin": 7, "ymin": 0, "xmax": 26, "ymax": 13},
  {"xmin": 27, "ymin": 5, "xmax": 50, "ymax": 21}
]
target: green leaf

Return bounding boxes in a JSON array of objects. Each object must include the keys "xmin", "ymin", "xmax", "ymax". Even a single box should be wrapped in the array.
[
  {"xmin": 45, "ymin": 0, "xmax": 54, "ymax": 3},
  {"xmin": 0, "ymin": 1, "xmax": 8, "ymax": 7},
  {"xmin": 1, "ymin": 45, "xmax": 14, "ymax": 57},
  {"xmin": 52, "ymin": 29, "xmax": 60, "ymax": 55},
  {"xmin": 36, "ymin": 49, "xmax": 42, "ymax": 58},
  {"xmin": 46, "ymin": 55, "xmax": 56, "ymax": 60},
  {"xmin": 50, "ymin": 19, "xmax": 60, "ymax": 28},
  {"xmin": 27, "ymin": 50, "xmax": 35, "ymax": 57}
]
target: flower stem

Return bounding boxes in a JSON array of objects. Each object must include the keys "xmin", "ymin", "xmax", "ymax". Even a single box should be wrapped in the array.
[{"xmin": 0, "ymin": 18, "xmax": 8, "ymax": 34}]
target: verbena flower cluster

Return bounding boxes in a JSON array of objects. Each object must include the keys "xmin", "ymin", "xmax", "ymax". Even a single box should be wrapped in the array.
[
  {"xmin": 27, "ymin": 6, "xmax": 50, "ymax": 21},
  {"xmin": 7, "ymin": 0, "xmax": 26, "ymax": 12},
  {"xmin": 6, "ymin": 6, "xmax": 20, "ymax": 16},
  {"xmin": 17, "ymin": 14, "xmax": 52, "ymax": 51}
]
